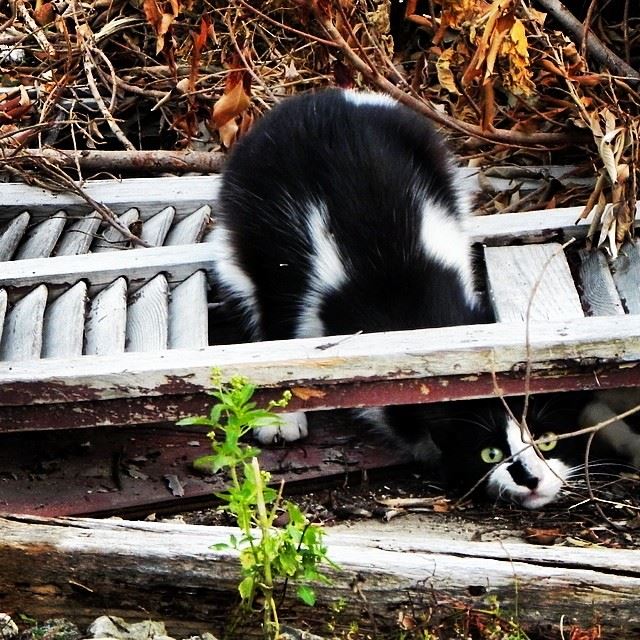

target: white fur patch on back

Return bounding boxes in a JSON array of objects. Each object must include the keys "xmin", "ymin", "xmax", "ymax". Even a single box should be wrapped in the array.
[
  {"xmin": 419, "ymin": 197, "xmax": 477, "ymax": 307},
  {"xmin": 296, "ymin": 202, "xmax": 348, "ymax": 338},
  {"xmin": 342, "ymin": 90, "xmax": 397, "ymax": 109},
  {"xmin": 209, "ymin": 224, "xmax": 261, "ymax": 338}
]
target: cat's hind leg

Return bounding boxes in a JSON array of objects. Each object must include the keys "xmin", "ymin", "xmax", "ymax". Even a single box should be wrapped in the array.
[{"xmin": 254, "ymin": 412, "xmax": 309, "ymax": 445}]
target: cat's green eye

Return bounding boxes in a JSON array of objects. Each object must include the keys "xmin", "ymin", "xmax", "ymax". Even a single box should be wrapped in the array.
[
  {"xmin": 480, "ymin": 447, "xmax": 505, "ymax": 464},
  {"xmin": 537, "ymin": 432, "xmax": 558, "ymax": 452}
]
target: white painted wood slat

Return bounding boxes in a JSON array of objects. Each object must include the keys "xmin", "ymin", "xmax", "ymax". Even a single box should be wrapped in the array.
[
  {"xmin": 484, "ymin": 243, "xmax": 585, "ymax": 322},
  {"xmin": 0, "ymin": 176, "xmax": 221, "ymax": 221},
  {"xmin": 1, "ymin": 314, "xmax": 639, "ymax": 406},
  {"xmin": 169, "ymin": 270, "xmax": 208, "ymax": 349},
  {"xmin": 140, "ymin": 206, "xmax": 175, "ymax": 247},
  {"xmin": 578, "ymin": 249, "xmax": 625, "ymax": 316},
  {"xmin": 92, "ymin": 208, "xmax": 140, "ymax": 253},
  {"xmin": 0, "ymin": 284, "xmax": 48, "ymax": 361},
  {"xmin": 42, "ymin": 282, "xmax": 88, "ymax": 359},
  {"xmin": 0, "ymin": 212, "xmax": 30, "ymax": 261},
  {"xmin": 0, "ymin": 289, "xmax": 6, "ymax": 345},
  {"xmin": 611, "ymin": 240, "xmax": 640, "ymax": 314},
  {"xmin": 164, "ymin": 205, "xmax": 210, "ymax": 245},
  {"xmin": 126, "ymin": 274, "xmax": 169, "ymax": 352},
  {"xmin": 54, "ymin": 211, "xmax": 102, "ymax": 256},
  {"xmin": 84, "ymin": 277, "xmax": 127, "ymax": 356},
  {"xmin": 0, "ymin": 243, "xmax": 216, "ymax": 295},
  {"xmin": 15, "ymin": 212, "xmax": 67, "ymax": 260}
]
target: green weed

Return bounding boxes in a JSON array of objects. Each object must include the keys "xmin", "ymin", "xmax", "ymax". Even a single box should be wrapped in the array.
[{"xmin": 179, "ymin": 373, "xmax": 335, "ymax": 640}]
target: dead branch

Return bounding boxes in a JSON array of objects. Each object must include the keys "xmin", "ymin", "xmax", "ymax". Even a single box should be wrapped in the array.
[
  {"xmin": 535, "ymin": 0, "xmax": 640, "ymax": 81},
  {"xmin": 7, "ymin": 148, "xmax": 225, "ymax": 173},
  {"xmin": 310, "ymin": 4, "xmax": 588, "ymax": 149}
]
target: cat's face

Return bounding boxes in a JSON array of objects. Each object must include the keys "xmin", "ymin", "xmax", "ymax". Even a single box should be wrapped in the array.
[{"xmin": 428, "ymin": 395, "xmax": 588, "ymax": 508}]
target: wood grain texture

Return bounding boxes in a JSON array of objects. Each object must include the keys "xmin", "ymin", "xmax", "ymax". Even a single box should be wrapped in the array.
[
  {"xmin": 125, "ymin": 274, "xmax": 169, "ymax": 352},
  {"xmin": 0, "ymin": 314, "xmax": 638, "ymax": 406},
  {"xmin": 0, "ymin": 284, "xmax": 48, "ymax": 361},
  {"xmin": 42, "ymin": 282, "xmax": 88, "ymax": 359},
  {"xmin": 0, "ymin": 242, "xmax": 217, "ymax": 296},
  {"xmin": 15, "ymin": 211, "xmax": 67, "ymax": 259},
  {"xmin": 54, "ymin": 211, "xmax": 102, "ymax": 256},
  {"xmin": 0, "ymin": 176, "xmax": 221, "ymax": 221},
  {"xmin": 84, "ymin": 277, "xmax": 127, "ymax": 356},
  {"xmin": 578, "ymin": 249, "xmax": 625, "ymax": 316},
  {"xmin": 484, "ymin": 243, "xmax": 585, "ymax": 322},
  {"xmin": 140, "ymin": 206, "xmax": 175, "ymax": 246},
  {"xmin": 0, "ymin": 289, "xmax": 6, "ymax": 345},
  {"xmin": 611, "ymin": 240, "xmax": 640, "ymax": 314},
  {"xmin": 0, "ymin": 516, "xmax": 638, "ymax": 636},
  {"xmin": 168, "ymin": 270, "xmax": 208, "ymax": 349},
  {"xmin": 164, "ymin": 204, "xmax": 210, "ymax": 245},
  {"xmin": 0, "ymin": 211, "xmax": 30, "ymax": 261},
  {"xmin": 92, "ymin": 208, "xmax": 140, "ymax": 253}
]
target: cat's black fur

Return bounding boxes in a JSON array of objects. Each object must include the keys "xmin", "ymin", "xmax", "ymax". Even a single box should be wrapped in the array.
[{"xmin": 210, "ymin": 89, "xmax": 631, "ymax": 508}]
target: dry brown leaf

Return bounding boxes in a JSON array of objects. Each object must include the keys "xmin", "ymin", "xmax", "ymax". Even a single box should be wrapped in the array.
[
  {"xmin": 212, "ymin": 80, "xmax": 251, "ymax": 147},
  {"xmin": 292, "ymin": 387, "xmax": 327, "ymax": 401}
]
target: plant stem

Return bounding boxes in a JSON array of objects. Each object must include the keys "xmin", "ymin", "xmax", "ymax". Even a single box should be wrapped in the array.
[{"xmin": 251, "ymin": 456, "xmax": 279, "ymax": 639}]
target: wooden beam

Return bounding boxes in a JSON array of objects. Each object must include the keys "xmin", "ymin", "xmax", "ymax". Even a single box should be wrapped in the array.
[
  {"xmin": 0, "ymin": 516, "xmax": 637, "ymax": 636},
  {"xmin": 0, "ymin": 315, "xmax": 638, "ymax": 407}
]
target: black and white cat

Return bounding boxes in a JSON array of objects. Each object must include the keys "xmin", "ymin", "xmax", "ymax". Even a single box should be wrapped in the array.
[{"xmin": 210, "ymin": 88, "xmax": 633, "ymax": 509}]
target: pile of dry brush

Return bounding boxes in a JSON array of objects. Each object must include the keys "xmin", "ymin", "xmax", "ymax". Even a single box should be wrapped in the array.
[{"xmin": 0, "ymin": 0, "xmax": 638, "ymax": 248}]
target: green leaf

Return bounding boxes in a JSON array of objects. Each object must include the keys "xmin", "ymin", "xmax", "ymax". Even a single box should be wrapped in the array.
[
  {"xmin": 176, "ymin": 415, "xmax": 212, "ymax": 426},
  {"xmin": 238, "ymin": 575, "xmax": 255, "ymax": 603},
  {"xmin": 297, "ymin": 585, "xmax": 316, "ymax": 606}
]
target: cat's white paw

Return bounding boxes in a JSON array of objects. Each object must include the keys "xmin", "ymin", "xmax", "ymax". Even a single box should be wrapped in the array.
[{"xmin": 254, "ymin": 412, "xmax": 308, "ymax": 445}]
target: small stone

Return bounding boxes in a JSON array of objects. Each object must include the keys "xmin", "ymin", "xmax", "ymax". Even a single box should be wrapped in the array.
[
  {"xmin": 87, "ymin": 616, "xmax": 169, "ymax": 640},
  {"xmin": 38, "ymin": 619, "xmax": 81, "ymax": 640},
  {"xmin": 0, "ymin": 614, "xmax": 18, "ymax": 640}
]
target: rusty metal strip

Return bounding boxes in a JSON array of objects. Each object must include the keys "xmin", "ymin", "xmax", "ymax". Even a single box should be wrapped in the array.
[
  {"xmin": 2, "ymin": 363, "xmax": 638, "ymax": 432},
  {"xmin": 0, "ymin": 417, "xmax": 408, "ymax": 518}
]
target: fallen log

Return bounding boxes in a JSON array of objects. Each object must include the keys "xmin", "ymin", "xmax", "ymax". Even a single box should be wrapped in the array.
[{"xmin": 0, "ymin": 515, "xmax": 638, "ymax": 637}]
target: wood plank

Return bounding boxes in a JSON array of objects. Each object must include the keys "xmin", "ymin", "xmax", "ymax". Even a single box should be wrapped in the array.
[
  {"xmin": 611, "ymin": 240, "xmax": 640, "ymax": 314},
  {"xmin": 54, "ymin": 211, "xmax": 102, "ymax": 256},
  {"xmin": 0, "ymin": 284, "xmax": 48, "ymax": 361},
  {"xmin": 42, "ymin": 282, "xmax": 87, "ymax": 359},
  {"xmin": 0, "ymin": 176, "xmax": 221, "ymax": 221},
  {"xmin": 126, "ymin": 274, "xmax": 169, "ymax": 352},
  {"xmin": 14, "ymin": 211, "xmax": 67, "ymax": 259},
  {"xmin": 0, "ymin": 516, "xmax": 638, "ymax": 634},
  {"xmin": 0, "ymin": 289, "xmax": 6, "ymax": 345},
  {"xmin": 484, "ymin": 243, "xmax": 585, "ymax": 322},
  {"xmin": 164, "ymin": 205, "xmax": 210, "ymax": 245},
  {"xmin": 0, "ymin": 242, "xmax": 217, "ymax": 296},
  {"xmin": 140, "ymin": 206, "xmax": 175, "ymax": 247},
  {"xmin": 168, "ymin": 270, "xmax": 208, "ymax": 349},
  {"xmin": 578, "ymin": 249, "xmax": 625, "ymax": 316},
  {"xmin": 0, "ymin": 211, "xmax": 30, "ymax": 261},
  {"xmin": 0, "ymin": 314, "xmax": 638, "ymax": 407},
  {"xmin": 92, "ymin": 208, "xmax": 140, "ymax": 252},
  {"xmin": 466, "ymin": 202, "xmax": 640, "ymax": 246},
  {"xmin": 84, "ymin": 278, "xmax": 127, "ymax": 356}
]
